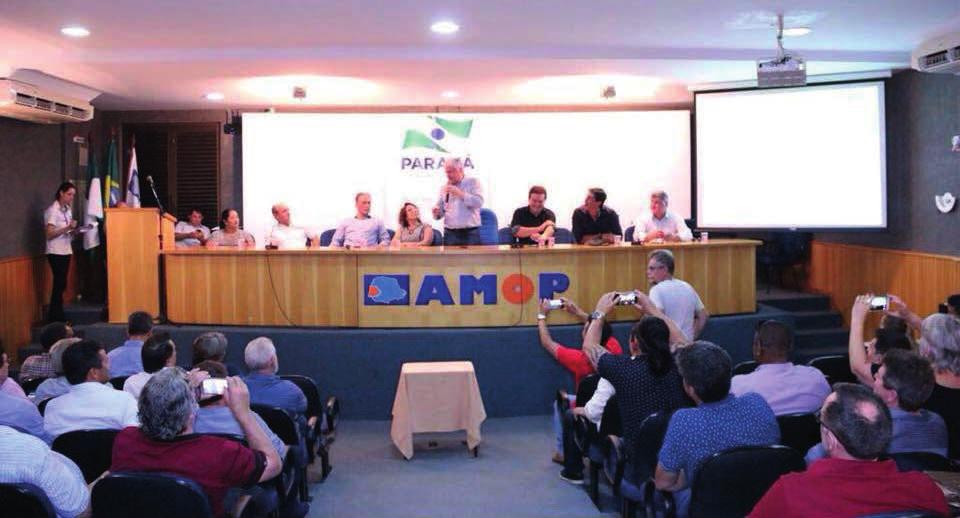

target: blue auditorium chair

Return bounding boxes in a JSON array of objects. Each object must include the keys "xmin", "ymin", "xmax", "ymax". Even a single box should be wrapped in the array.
[
  {"xmin": 479, "ymin": 208, "xmax": 499, "ymax": 245},
  {"xmin": 431, "ymin": 228, "xmax": 443, "ymax": 246},
  {"xmin": 0, "ymin": 483, "xmax": 56, "ymax": 518},
  {"xmin": 92, "ymin": 471, "xmax": 213, "ymax": 518},
  {"xmin": 498, "ymin": 227, "xmax": 515, "ymax": 245},
  {"xmin": 319, "ymin": 229, "xmax": 335, "ymax": 247},
  {"xmin": 553, "ymin": 227, "xmax": 574, "ymax": 244},
  {"xmin": 624, "ymin": 225, "xmax": 635, "ymax": 242}
]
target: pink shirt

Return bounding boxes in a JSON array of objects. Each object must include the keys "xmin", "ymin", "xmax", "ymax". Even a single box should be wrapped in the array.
[
  {"xmin": 1, "ymin": 378, "xmax": 27, "ymax": 400},
  {"xmin": 730, "ymin": 362, "xmax": 831, "ymax": 416}
]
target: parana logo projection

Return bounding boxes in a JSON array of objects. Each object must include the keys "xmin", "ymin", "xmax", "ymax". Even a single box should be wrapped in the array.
[{"xmin": 401, "ymin": 115, "xmax": 476, "ymax": 170}]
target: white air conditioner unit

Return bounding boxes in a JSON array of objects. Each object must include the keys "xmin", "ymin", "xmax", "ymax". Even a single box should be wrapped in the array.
[
  {"xmin": 912, "ymin": 31, "xmax": 960, "ymax": 74},
  {"xmin": 0, "ymin": 79, "xmax": 95, "ymax": 123}
]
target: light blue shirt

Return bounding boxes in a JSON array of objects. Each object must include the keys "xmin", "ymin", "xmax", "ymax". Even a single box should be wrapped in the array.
[
  {"xmin": 0, "ymin": 391, "xmax": 51, "ymax": 444},
  {"xmin": 434, "ymin": 176, "xmax": 484, "ymax": 229},
  {"xmin": 244, "ymin": 373, "xmax": 307, "ymax": 414},
  {"xmin": 806, "ymin": 407, "xmax": 949, "ymax": 464},
  {"xmin": 730, "ymin": 362, "xmax": 831, "ymax": 416},
  {"xmin": 330, "ymin": 216, "xmax": 390, "ymax": 248},
  {"xmin": 34, "ymin": 376, "xmax": 71, "ymax": 402},
  {"xmin": 107, "ymin": 339, "xmax": 144, "ymax": 377},
  {"xmin": 193, "ymin": 405, "xmax": 286, "ymax": 458},
  {"xmin": 0, "ymin": 425, "xmax": 90, "ymax": 518}
]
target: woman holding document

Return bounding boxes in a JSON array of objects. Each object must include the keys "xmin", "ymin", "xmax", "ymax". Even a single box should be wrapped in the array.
[{"xmin": 44, "ymin": 182, "xmax": 78, "ymax": 323}]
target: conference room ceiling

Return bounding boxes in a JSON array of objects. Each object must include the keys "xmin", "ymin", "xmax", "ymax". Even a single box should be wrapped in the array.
[{"xmin": 1, "ymin": 0, "xmax": 958, "ymax": 110}]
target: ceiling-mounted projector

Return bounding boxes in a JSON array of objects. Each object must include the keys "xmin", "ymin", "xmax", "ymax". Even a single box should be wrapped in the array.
[
  {"xmin": 757, "ymin": 55, "xmax": 807, "ymax": 87},
  {"xmin": 756, "ymin": 13, "xmax": 808, "ymax": 88}
]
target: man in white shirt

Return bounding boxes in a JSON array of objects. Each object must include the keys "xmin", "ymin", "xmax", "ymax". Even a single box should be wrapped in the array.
[
  {"xmin": 123, "ymin": 332, "xmax": 178, "ymax": 400},
  {"xmin": 634, "ymin": 190, "xmax": 692, "ymax": 243},
  {"xmin": 647, "ymin": 249, "xmax": 708, "ymax": 341},
  {"xmin": 0, "ymin": 426, "xmax": 90, "ymax": 518},
  {"xmin": 267, "ymin": 202, "xmax": 318, "ymax": 249},
  {"xmin": 174, "ymin": 208, "xmax": 211, "ymax": 248},
  {"xmin": 44, "ymin": 339, "xmax": 139, "ymax": 439},
  {"xmin": 731, "ymin": 320, "xmax": 831, "ymax": 415}
]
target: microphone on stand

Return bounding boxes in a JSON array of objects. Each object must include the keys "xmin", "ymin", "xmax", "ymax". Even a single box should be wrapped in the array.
[{"xmin": 145, "ymin": 175, "xmax": 166, "ymax": 215}]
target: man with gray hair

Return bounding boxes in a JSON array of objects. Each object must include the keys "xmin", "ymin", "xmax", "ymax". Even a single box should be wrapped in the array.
[
  {"xmin": 432, "ymin": 157, "xmax": 484, "ymax": 246},
  {"xmin": 244, "ymin": 337, "xmax": 308, "ymax": 416},
  {"xmin": 750, "ymin": 383, "xmax": 949, "ymax": 517},
  {"xmin": 647, "ymin": 249, "xmax": 708, "ymax": 341},
  {"xmin": 635, "ymin": 190, "xmax": 692, "ymax": 243},
  {"xmin": 330, "ymin": 192, "xmax": 390, "ymax": 248},
  {"xmin": 110, "ymin": 367, "xmax": 282, "ymax": 517}
]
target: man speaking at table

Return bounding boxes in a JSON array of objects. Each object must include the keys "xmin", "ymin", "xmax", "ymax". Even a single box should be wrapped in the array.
[{"xmin": 432, "ymin": 157, "xmax": 484, "ymax": 246}]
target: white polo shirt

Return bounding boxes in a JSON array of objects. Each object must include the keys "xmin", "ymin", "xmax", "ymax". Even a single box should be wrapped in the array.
[
  {"xmin": 174, "ymin": 221, "xmax": 211, "ymax": 248},
  {"xmin": 268, "ymin": 224, "xmax": 315, "ymax": 249},
  {"xmin": 45, "ymin": 201, "xmax": 74, "ymax": 255},
  {"xmin": 650, "ymin": 278, "xmax": 705, "ymax": 341},
  {"xmin": 634, "ymin": 211, "xmax": 693, "ymax": 242},
  {"xmin": 43, "ymin": 382, "xmax": 139, "ymax": 438}
]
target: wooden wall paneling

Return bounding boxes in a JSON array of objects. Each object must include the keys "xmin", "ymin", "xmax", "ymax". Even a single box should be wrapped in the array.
[{"xmin": 0, "ymin": 256, "xmax": 47, "ymax": 361}]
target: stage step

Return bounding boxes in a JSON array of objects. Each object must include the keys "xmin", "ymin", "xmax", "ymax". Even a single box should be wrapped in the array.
[
  {"xmin": 791, "ymin": 310, "xmax": 844, "ymax": 330},
  {"xmin": 759, "ymin": 294, "xmax": 832, "ymax": 313}
]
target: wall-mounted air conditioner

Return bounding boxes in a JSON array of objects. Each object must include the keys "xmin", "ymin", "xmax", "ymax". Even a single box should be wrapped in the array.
[
  {"xmin": 912, "ymin": 31, "xmax": 960, "ymax": 74},
  {"xmin": 0, "ymin": 78, "xmax": 95, "ymax": 123}
]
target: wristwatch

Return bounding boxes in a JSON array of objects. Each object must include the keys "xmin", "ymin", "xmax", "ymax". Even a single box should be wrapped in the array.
[
  {"xmin": 537, "ymin": 313, "xmax": 547, "ymax": 321},
  {"xmin": 589, "ymin": 311, "xmax": 604, "ymax": 321}
]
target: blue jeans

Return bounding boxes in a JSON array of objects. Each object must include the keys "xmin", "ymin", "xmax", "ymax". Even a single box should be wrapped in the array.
[{"xmin": 443, "ymin": 227, "xmax": 481, "ymax": 246}]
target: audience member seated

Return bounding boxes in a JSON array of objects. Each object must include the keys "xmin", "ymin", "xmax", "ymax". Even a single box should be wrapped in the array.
[
  {"xmin": 581, "ymin": 292, "xmax": 688, "ymax": 485},
  {"xmin": 749, "ymin": 383, "xmax": 950, "ymax": 517},
  {"xmin": 123, "ymin": 331, "xmax": 178, "ymax": 399},
  {"xmin": 731, "ymin": 320, "xmax": 830, "ymax": 415},
  {"xmin": 920, "ymin": 313, "xmax": 960, "ymax": 459},
  {"xmin": 391, "ymin": 202, "xmax": 434, "ymax": 247},
  {"xmin": 110, "ymin": 368, "xmax": 282, "ymax": 518},
  {"xmin": 208, "ymin": 208, "xmax": 256, "ymax": 247},
  {"xmin": 807, "ymin": 348, "xmax": 947, "ymax": 463},
  {"xmin": 330, "ymin": 192, "xmax": 390, "ymax": 248},
  {"xmin": 537, "ymin": 297, "xmax": 622, "ymax": 464},
  {"xmin": 244, "ymin": 337, "xmax": 307, "ymax": 415},
  {"xmin": 193, "ymin": 361, "xmax": 286, "ymax": 458},
  {"xmin": 34, "ymin": 338, "xmax": 81, "ymax": 401},
  {"xmin": 0, "ymin": 352, "xmax": 27, "ymax": 400},
  {"xmin": 108, "ymin": 310, "xmax": 153, "ymax": 377},
  {"xmin": 653, "ymin": 341, "xmax": 780, "ymax": 517},
  {"xmin": 192, "ymin": 331, "xmax": 241, "ymax": 376},
  {"xmin": 0, "ymin": 425, "xmax": 89, "ymax": 518},
  {"xmin": 647, "ymin": 249, "xmax": 709, "ymax": 341},
  {"xmin": 0, "ymin": 354, "xmax": 51, "ymax": 443},
  {"xmin": 174, "ymin": 208, "xmax": 211, "ymax": 248},
  {"xmin": 44, "ymin": 339, "xmax": 139, "ymax": 438},
  {"xmin": 20, "ymin": 321, "xmax": 72, "ymax": 381}
]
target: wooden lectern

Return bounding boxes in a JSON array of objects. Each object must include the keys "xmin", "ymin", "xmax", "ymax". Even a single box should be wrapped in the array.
[{"xmin": 105, "ymin": 208, "xmax": 175, "ymax": 323}]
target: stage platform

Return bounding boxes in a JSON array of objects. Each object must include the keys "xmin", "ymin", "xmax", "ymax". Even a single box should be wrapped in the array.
[{"xmin": 75, "ymin": 303, "xmax": 801, "ymax": 420}]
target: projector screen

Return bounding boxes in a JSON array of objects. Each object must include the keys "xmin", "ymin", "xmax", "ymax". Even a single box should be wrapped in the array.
[
  {"xmin": 241, "ymin": 111, "xmax": 690, "ymax": 243},
  {"xmin": 695, "ymin": 81, "xmax": 886, "ymax": 229}
]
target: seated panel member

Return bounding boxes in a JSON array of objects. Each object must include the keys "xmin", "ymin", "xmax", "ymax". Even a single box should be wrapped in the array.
[
  {"xmin": 510, "ymin": 185, "xmax": 556, "ymax": 246},
  {"xmin": 571, "ymin": 187, "xmax": 622, "ymax": 245},
  {"xmin": 267, "ymin": 202, "xmax": 318, "ymax": 249},
  {"xmin": 392, "ymin": 202, "xmax": 434, "ymax": 247},
  {"xmin": 208, "ymin": 208, "xmax": 256, "ymax": 247},
  {"xmin": 331, "ymin": 192, "xmax": 390, "ymax": 248},
  {"xmin": 174, "ymin": 208, "xmax": 211, "ymax": 248},
  {"xmin": 635, "ymin": 190, "xmax": 692, "ymax": 242}
]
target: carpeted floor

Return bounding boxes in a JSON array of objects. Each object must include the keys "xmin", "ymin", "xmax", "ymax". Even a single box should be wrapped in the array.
[{"xmin": 307, "ymin": 415, "xmax": 619, "ymax": 517}]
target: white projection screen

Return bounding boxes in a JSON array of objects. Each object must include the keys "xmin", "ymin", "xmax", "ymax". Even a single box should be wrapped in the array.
[
  {"xmin": 695, "ymin": 82, "xmax": 886, "ymax": 229},
  {"xmin": 241, "ymin": 111, "xmax": 690, "ymax": 242}
]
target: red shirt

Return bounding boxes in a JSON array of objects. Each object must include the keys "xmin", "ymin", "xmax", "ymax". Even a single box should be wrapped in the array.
[
  {"xmin": 749, "ymin": 458, "xmax": 949, "ymax": 518},
  {"xmin": 555, "ymin": 337, "xmax": 623, "ymax": 388},
  {"xmin": 110, "ymin": 426, "xmax": 266, "ymax": 517}
]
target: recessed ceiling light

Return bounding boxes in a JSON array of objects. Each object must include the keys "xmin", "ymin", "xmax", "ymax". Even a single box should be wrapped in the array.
[
  {"xmin": 60, "ymin": 26, "xmax": 90, "ymax": 38},
  {"xmin": 204, "ymin": 92, "xmax": 225, "ymax": 101},
  {"xmin": 782, "ymin": 27, "xmax": 811, "ymax": 37},
  {"xmin": 441, "ymin": 90, "xmax": 460, "ymax": 99},
  {"xmin": 431, "ymin": 20, "xmax": 460, "ymax": 35}
]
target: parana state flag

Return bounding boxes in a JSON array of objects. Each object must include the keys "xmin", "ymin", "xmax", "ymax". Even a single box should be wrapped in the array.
[
  {"xmin": 401, "ymin": 115, "xmax": 473, "ymax": 155},
  {"xmin": 83, "ymin": 149, "xmax": 103, "ymax": 250}
]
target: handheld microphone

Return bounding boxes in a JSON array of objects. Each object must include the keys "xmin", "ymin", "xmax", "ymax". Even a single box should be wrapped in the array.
[
  {"xmin": 145, "ymin": 175, "xmax": 154, "ymax": 185},
  {"xmin": 445, "ymin": 193, "xmax": 449, "ymax": 203}
]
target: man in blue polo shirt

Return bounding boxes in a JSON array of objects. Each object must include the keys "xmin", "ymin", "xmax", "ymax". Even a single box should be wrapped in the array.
[
  {"xmin": 654, "ymin": 341, "xmax": 780, "ymax": 517},
  {"xmin": 107, "ymin": 311, "xmax": 152, "ymax": 377}
]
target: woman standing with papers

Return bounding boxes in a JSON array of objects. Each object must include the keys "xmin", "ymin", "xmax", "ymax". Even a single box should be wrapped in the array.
[{"xmin": 44, "ymin": 182, "xmax": 77, "ymax": 323}]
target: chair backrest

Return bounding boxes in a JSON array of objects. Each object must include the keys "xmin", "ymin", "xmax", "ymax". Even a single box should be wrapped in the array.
[
  {"xmin": 689, "ymin": 445, "xmax": 806, "ymax": 518},
  {"xmin": 52, "ymin": 429, "xmax": 120, "ymax": 483},
  {"xmin": 431, "ymin": 227, "xmax": 443, "ymax": 246},
  {"xmin": 777, "ymin": 232, "xmax": 811, "ymax": 260},
  {"xmin": 251, "ymin": 404, "xmax": 300, "ymax": 446},
  {"xmin": 319, "ymin": 229, "xmax": 336, "ymax": 247},
  {"xmin": 279, "ymin": 374, "xmax": 322, "ymax": 419},
  {"xmin": 889, "ymin": 451, "xmax": 957, "ymax": 472},
  {"xmin": 575, "ymin": 374, "xmax": 601, "ymax": 407},
  {"xmin": 627, "ymin": 410, "xmax": 675, "ymax": 483},
  {"xmin": 859, "ymin": 512, "xmax": 944, "ymax": 518},
  {"xmin": 19, "ymin": 376, "xmax": 45, "ymax": 395},
  {"xmin": 598, "ymin": 395, "xmax": 621, "ymax": 437},
  {"xmin": 92, "ymin": 471, "xmax": 212, "ymax": 518},
  {"xmin": 497, "ymin": 227, "xmax": 515, "ymax": 245},
  {"xmin": 776, "ymin": 412, "xmax": 821, "ymax": 454},
  {"xmin": 0, "ymin": 483, "xmax": 56, "ymax": 518},
  {"xmin": 386, "ymin": 228, "xmax": 395, "ymax": 241},
  {"xmin": 807, "ymin": 355, "xmax": 857, "ymax": 385},
  {"xmin": 624, "ymin": 225, "xmax": 635, "ymax": 242},
  {"xmin": 553, "ymin": 227, "xmax": 574, "ymax": 244},
  {"xmin": 109, "ymin": 376, "xmax": 129, "ymax": 390},
  {"xmin": 733, "ymin": 360, "xmax": 759, "ymax": 376},
  {"xmin": 479, "ymin": 208, "xmax": 499, "ymax": 245},
  {"xmin": 37, "ymin": 396, "xmax": 55, "ymax": 416}
]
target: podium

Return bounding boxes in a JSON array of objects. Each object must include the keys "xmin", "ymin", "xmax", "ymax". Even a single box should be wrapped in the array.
[{"xmin": 106, "ymin": 208, "xmax": 175, "ymax": 323}]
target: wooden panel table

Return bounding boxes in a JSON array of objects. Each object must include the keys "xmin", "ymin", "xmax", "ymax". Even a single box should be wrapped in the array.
[{"xmin": 162, "ymin": 239, "xmax": 759, "ymax": 327}]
